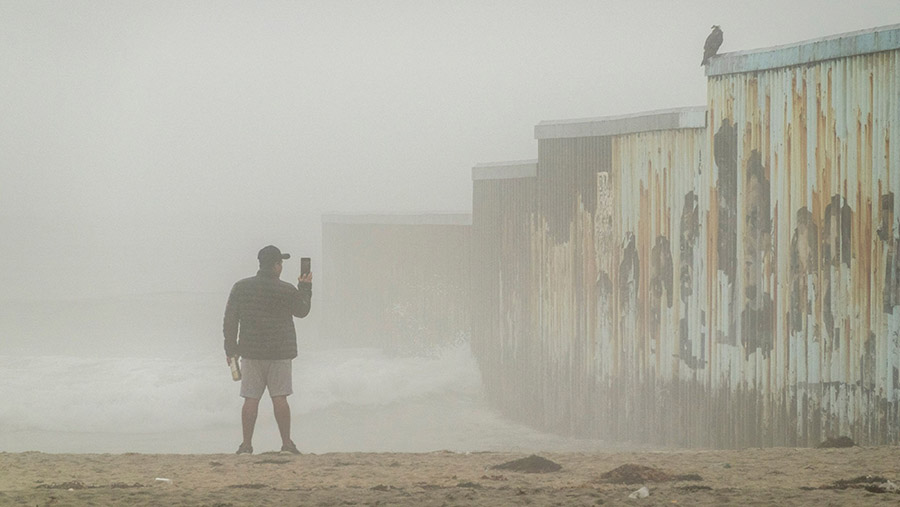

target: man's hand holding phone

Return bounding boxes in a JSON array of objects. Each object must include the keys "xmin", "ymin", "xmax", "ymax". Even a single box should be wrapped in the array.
[{"xmin": 299, "ymin": 257, "xmax": 312, "ymax": 284}]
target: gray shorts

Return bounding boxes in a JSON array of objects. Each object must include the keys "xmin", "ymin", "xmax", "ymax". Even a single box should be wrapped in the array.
[{"xmin": 239, "ymin": 359, "xmax": 293, "ymax": 399}]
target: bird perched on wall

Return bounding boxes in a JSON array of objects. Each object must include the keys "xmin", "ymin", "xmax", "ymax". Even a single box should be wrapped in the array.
[{"xmin": 701, "ymin": 25, "xmax": 723, "ymax": 66}]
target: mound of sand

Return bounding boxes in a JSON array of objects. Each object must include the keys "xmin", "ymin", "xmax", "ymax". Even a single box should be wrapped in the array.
[
  {"xmin": 816, "ymin": 436, "xmax": 855, "ymax": 448},
  {"xmin": 600, "ymin": 464, "xmax": 671, "ymax": 484},
  {"xmin": 490, "ymin": 455, "xmax": 562, "ymax": 473}
]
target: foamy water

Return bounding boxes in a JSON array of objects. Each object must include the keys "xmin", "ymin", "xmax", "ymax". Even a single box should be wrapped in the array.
[{"xmin": 0, "ymin": 345, "xmax": 609, "ymax": 454}]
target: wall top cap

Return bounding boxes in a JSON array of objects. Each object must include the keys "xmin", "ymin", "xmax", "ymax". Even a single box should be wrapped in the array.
[
  {"xmin": 535, "ymin": 106, "xmax": 707, "ymax": 140},
  {"xmin": 322, "ymin": 213, "xmax": 472, "ymax": 226},
  {"xmin": 472, "ymin": 159, "xmax": 538, "ymax": 180},
  {"xmin": 707, "ymin": 23, "xmax": 900, "ymax": 76}
]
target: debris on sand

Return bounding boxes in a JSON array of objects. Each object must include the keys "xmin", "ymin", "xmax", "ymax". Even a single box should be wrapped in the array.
[
  {"xmin": 36, "ymin": 481, "xmax": 88, "ymax": 490},
  {"xmin": 672, "ymin": 473, "xmax": 703, "ymax": 481},
  {"xmin": 816, "ymin": 436, "xmax": 855, "ymax": 448},
  {"xmin": 36, "ymin": 481, "xmax": 144, "ymax": 490},
  {"xmin": 628, "ymin": 486, "xmax": 650, "ymax": 498},
  {"xmin": 254, "ymin": 458, "xmax": 291, "ymax": 465},
  {"xmin": 831, "ymin": 476, "xmax": 890, "ymax": 488},
  {"xmin": 801, "ymin": 475, "xmax": 900, "ymax": 494},
  {"xmin": 600, "ymin": 464, "xmax": 671, "ymax": 484},
  {"xmin": 491, "ymin": 455, "xmax": 562, "ymax": 473},
  {"xmin": 677, "ymin": 485, "xmax": 713, "ymax": 492}
]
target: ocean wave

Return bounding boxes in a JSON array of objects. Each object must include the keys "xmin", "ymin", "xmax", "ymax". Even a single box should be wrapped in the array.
[{"xmin": 0, "ymin": 344, "xmax": 481, "ymax": 435}]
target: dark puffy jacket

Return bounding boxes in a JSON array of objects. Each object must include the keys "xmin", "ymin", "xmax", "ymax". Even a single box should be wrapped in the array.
[{"xmin": 223, "ymin": 271, "xmax": 312, "ymax": 360}]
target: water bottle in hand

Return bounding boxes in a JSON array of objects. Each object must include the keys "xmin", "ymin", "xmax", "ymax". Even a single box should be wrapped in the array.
[{"xmin": 229, "ymin": 357, "xmax": 241, "ymax": 381}]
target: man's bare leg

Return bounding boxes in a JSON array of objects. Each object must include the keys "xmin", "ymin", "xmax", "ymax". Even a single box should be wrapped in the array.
[
  {"xmin": 241, "ymin": 397, "xmax": 260, "ymax": 447},
  {"xmin": 272, "ymin": 395, "xmax": 291, "ymax": 446}
]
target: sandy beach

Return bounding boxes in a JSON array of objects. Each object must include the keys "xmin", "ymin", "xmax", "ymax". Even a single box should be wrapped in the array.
[{"xmin": 2, "ymin": 446, "xmax": 899, "ymax": 506}]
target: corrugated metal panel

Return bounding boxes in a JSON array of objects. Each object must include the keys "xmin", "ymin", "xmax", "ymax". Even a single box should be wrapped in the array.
[
  {"xmin": 471, "ymin": 28, "xmax": 900, "ymax": 446},
  {"xmin": 321, "ymin": 218, "xmax": 471, "ymax": 353},
  {"xmin": 706, "ymin": 47, "xmax": 900, "ymax": 445},
  {"xmin": 609, "ymin": 128, "xmax": 710, "ymax": 444}
]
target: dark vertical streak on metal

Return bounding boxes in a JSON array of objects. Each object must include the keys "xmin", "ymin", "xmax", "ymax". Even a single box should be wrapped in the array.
[{"xmin": 741, "ymin": 149, "xmax": 774, "ymax": 358}]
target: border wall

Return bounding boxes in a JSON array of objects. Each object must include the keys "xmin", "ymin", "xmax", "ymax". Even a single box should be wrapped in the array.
[
  {"xmin": 471, "ymin": 161, "xmax": 540, "ymax": 420},
  {"xmin": 471, "ymin": 24, "xmax": 900, "ymax": 447},
  {"xmin": 321, "ymin": 214, "xmax": 471, "ymax": 353}
]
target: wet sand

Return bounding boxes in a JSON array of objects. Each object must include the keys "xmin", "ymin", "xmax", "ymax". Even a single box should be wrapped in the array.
[{"xmin": 2, "ymin": 446, "xmax": 899, "ymax": 505}]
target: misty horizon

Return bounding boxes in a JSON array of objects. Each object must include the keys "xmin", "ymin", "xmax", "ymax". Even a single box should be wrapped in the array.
[{"xmin": 3, "ymin": 1, "xmax": 899, "ymax": 301}]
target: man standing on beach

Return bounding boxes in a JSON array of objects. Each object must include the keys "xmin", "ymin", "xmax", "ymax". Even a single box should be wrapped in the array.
[{"xmin": 223, "ymin": 245, "xmax": 312, "ymax": 455}]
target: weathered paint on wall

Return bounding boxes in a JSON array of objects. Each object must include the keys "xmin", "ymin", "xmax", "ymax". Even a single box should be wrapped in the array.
[
  {"xmin": 321, "ymin": 214, "xmax": 471, "ymax": 353},
  {"xmin": 471, "ymin": 25, "xmax": 900, "ymax": 447},
  {"xmin": 705, "ymin": 44, "xmax": 900, "ymax": 445},
  {"xmin": 529, "ymin": 121, "xmax": 712, "ymax": 444}
]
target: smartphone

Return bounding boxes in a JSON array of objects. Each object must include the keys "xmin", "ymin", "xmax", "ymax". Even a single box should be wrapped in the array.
[{"xmin": 300, "ymin": 257, "xmax": 311, "ymax": 276}]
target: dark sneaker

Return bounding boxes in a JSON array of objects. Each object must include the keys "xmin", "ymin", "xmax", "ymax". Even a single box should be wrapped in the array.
[
  {"xmin": 235, "ymin": 443, "xmax": 253, "ymax": 455},
  {"xmin": 280, "ymin": 441, "xmax": 301, "ymax": 455}
]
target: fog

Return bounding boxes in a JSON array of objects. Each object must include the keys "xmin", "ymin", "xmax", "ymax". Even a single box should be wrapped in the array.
[{"xmin": 1, "ymin": 1, "xmax": 899, "ymax": 453}]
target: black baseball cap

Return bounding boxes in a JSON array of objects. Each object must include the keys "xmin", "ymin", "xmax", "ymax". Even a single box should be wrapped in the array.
[{"xmin": 258, "ymin": 245, "xmax": 291, "ymax": 264}]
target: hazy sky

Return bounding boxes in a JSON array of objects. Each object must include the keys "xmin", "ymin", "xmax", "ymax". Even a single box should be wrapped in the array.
[{"xmin": 2, "ymin": 0, "xmax": 899, "ymax": 300}]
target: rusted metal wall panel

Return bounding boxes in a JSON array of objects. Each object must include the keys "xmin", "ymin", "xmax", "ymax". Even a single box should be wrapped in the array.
[
  {"xmin": 321, "ymin": 215, "xmax": 471, "ymax": 353},
  {"xmin": 608, "ymin": 129, "xmax": 712, "ymax": 444},
  {"xmin": 471, "ymin": 120, "xmax": 709, "ymax": 443},
  {"xmin": 535, "ymin": 136, "xmax": 613, "ymax": 435},
  {"xmin": 707, "ymin": 47, "xmax": 900, "ymax": 445},
  {"xmin": 470, "ymin": 28, "xmax": 900, "ymax": 447}
]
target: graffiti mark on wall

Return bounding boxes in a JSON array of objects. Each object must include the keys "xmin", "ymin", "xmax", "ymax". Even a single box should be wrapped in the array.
[
  {"xmin": 714, "ymin": 119, "xmax": 738, "ymax": 347},
  {"xmin": 594, "ymin": 172, "xmax": 615, "ymax": 375},
  {"xmin": 741, "ymin": 150, "xmax": 774, "ymax": 357},
  {"xmin": 790, "ymin": 207, "xmax": 819, "ymax": 334},
  {"xmin": 823, "ymin": 194, "xmax": 853, "ymax": 343},
  {"xmin": 649, "ymin": 236, "xmax": 673, "ymax": 345},
  {"xmin": 714, "ymin": 119, "xmax": 738, "ymax": 284},
  {"xmin": 619, "ymin": 232, "xmax": 640, "ymax": 311},
  {"xmin": 619, "ymin": 232, "xmax": 640, "ymax": 357},
  {"xmin": 880, "ymin": 193, "xmax": 900, "ymax": 312},
  {"xmin": 678, "ymin": 191, "xmax": 704, "ymax": 369},
  {"xmin": 650, "ymin": 236, "xmax": 674, "ymax": 308},
  {"xmin": 679, "ymin": 191, "xmax": 699, "ymax": 302}
]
